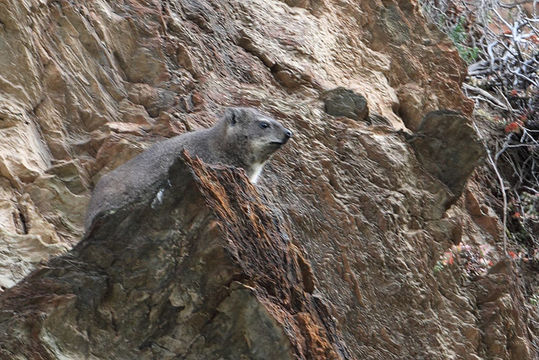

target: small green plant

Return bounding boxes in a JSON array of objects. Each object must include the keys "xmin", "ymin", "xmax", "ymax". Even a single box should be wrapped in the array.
[
  {"xmin": 433, "ymin": 260, "xmax": 445, "ymax": 273},
  {"xmin": 448, "ymin": 16, "xmax": 480, "ymax": 64},
  {"xmin": 459, "ymin": 46, "xmax": 480, "ymax": 64},
  {"xmin": 449, "ymin": 17, "xmax": 467, "ymax": 45},
  {"xmin": 530, "ymin": 293, "xmax": 539, "ymax": 306}
]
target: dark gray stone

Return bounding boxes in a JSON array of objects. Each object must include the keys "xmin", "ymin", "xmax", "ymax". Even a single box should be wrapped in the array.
[
  {"xmin": 0, "ymin": 154, "xmax": 348, "ymax": 360},
  {"xmin": 323, "ymin": 87, "xmax": 369, "ymax": 121},
  {"xmin": 410, "ymin": 110, "xmax": 485, "ymax": 202}
]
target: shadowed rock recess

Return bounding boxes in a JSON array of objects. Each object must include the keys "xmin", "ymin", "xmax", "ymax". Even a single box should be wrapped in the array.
[
  {"xmin": 0, "ymin": 0, "xmax": 537, "ymax": 359},
  {"xmin": 0, "ymin": 154, "xmax": 346, "ymax": 360}
]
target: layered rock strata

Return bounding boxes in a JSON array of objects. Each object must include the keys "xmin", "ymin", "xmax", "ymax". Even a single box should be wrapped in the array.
[{"xmin": 0, "ymin": 0, "xmax": 536, "ymax": 359}]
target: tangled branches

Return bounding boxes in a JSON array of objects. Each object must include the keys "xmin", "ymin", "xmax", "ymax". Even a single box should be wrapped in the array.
[
  {"xmin": 495, "ymin": 122, "xmax": 539, "ymax": 248},
  {"xmin": 420, "ymin": 0, "xmax": 538, "ymax": 256},
  {"xmin": 467, "ymin": 8, "xmax": 538, "ymax": 92},
  {"xmin": 420, "ymin": 0, "xmax": 538, "ymax": 95}
]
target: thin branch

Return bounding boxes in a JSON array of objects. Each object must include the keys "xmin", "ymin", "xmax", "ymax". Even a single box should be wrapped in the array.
[
  {"xmin": 463, "ymin": 83, "xmax": 509, "ymax": 109},
  {"xmin": 499, "ymin": 0, "xmax": 535, "ymax": 8},
  {"xmin": 495, "ymin": 87, "xmax": 516, "ymax": 116},
  {"xmin": 472, "ymin": 120, "xmax": 509, "ymax": 257}
]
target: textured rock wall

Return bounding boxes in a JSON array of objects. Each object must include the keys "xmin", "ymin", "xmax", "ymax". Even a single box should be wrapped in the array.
[
  {"xmin": 0, "ymin": 154, "xmax": 348, "ymax": 359},
  {"xmin": 0, "ymin": 0, "xmax": 536, "ymax": 358},
  {"xmin": 0, "ymin": 0, "xmax": 472, "ymax": 288}
]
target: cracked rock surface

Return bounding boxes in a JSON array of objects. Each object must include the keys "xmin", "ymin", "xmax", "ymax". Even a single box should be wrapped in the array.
[
  {"xmin": 0, "ymin": 0, "xmax": 536, "ymax": 359},
  {"xmin": 0, "ymin": 154, "xmax": 346, "ymax": 359}
]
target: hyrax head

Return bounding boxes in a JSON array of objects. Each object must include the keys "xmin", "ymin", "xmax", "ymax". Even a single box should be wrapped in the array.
[{"xmin": 222, "ymin": 107, "xmax": 292, "ymax": 164}]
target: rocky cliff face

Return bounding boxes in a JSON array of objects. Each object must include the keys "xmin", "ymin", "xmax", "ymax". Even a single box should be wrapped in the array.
[
  {"xmin": 0, "ymin": 0, "xmax": 536, "ymax": 359},
  {"xmin": 0, "ymin": 154, "xmax": 348, "ymax": 359}
]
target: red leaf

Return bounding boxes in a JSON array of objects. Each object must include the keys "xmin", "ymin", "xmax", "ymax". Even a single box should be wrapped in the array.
[
  {"xmin": 505, "ymin": 122, "xmax": 520, "ymax": 133},
  {"xmin": 508, "ymin": 251, "xmax": 517, "ymax": 259}
]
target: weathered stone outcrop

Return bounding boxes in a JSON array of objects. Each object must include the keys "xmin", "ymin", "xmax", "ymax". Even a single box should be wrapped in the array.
[
  {"xmin": 409, "ymin": 110, "xmax": 485, "ymax": 202},
  {"xmin": 0, "ymin": 0, "xmax": 475, "ymax": 286},
  {"xmin": 0, "ymin": 154, "xmax": 347, "ymax": 359},
  {"xmin": 0, "ymin": 0, "xmax": 536, "ymax": 359}
]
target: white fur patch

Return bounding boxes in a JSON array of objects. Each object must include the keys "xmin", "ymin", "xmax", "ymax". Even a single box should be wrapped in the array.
[
  {"xmin": 249, "ymin": 163, "xmax": 264, "ymax": 183},
  {"xmin": 151, "ymin": 188, "xmax": 165, "ymax": 209},
  {"xmin": 150, "ymin": 180, "xmax": 171, "ymax": 209}
]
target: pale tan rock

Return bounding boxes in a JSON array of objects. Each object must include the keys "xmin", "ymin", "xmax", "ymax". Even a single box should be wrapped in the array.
[
  {"xmin": 23, "ymin": 175, "xmax": 89, "ymax": 240},
  {"xmin": 117, "ymin": 99, "xmax": 154, "ymax": 126},
  {"xmin": 465, "ymin": 188, "xmax": 503, "ymax": 238},
  {"xmin": 0, "ymin": 192, "xmax": 67, "ymax": 289},
  {"xmin": 0, "ymin": 179, "xmax": 19, "ymax": 235},
  {"xmin": 0, "ymin": 106, "xmax": 51, "ymax": 186},
  {"xmin": 0, "ymin": 230, "xmax": 65, "ymax": 289}
]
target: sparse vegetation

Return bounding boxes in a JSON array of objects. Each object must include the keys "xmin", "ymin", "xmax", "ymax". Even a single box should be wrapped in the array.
[
  {"xmin": 530, "ymin": 292, "xmax": 539, "ymax": 306},
  {"xmin": 433, "ymin": 242, "xmax": 495, "ymax": 277},
  {"xmin": 448, "ymin": 16, "xmax": 481, "ymax": 63},
  {"xmin": 420, "ymin": 0, "xmax": 538, "ymax": 307}
]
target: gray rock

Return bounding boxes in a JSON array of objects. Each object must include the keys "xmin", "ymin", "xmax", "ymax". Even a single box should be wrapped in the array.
[
  {"xmin": 323, "ymin": 87, "xmax": 369, "ymax": 121},
  {"xmin": 410, "ymin": 110, "xmax": 485, "ymax": 202}
]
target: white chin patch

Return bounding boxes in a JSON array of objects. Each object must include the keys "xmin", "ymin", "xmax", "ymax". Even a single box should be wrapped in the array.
[{"xmin": 249, "ymin": 163, "xmax": 264, "ymax": 183}]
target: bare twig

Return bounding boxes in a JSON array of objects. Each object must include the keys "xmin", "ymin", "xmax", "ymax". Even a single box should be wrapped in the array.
[
  {"xmin": 472, "ymin": 120, "xmax": 509, "ymax": 257},
  {"xmin": 499, "ymin": 1, "xmax": 535, "ymax": 8},
  {"xmin": 463, "ymin": 83, "xmax": 509, "ymax": 109},
  {"xmin": 494, "ymin": 87, "xmax": 516, "ymax": 116}
]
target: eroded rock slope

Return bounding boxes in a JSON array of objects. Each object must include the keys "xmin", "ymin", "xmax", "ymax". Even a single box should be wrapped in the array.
[
  {"xmin": 0, "ymin": 0, "xmax": 536, "ymax": 359},
  {"xmin": 0, "ymin": 154, "xmax": 347, "ymax": 359}
]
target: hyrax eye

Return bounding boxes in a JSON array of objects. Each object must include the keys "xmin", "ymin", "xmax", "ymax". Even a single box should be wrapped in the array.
[{"xmin": 259, "ymin": 122, "xmax": 270, "ymax": 129}]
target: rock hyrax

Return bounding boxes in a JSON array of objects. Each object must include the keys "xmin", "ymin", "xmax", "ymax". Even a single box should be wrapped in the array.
[{"xmin": 84, "ymin": 107, "xmax": 292, "ymax": 231}]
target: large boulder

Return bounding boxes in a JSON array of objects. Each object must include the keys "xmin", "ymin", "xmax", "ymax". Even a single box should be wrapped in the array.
[{"xmin": 410, "ymin": 110, "xmax": 485, "ymax": 202}]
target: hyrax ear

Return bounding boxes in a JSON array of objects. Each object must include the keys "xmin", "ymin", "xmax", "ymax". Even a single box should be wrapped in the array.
[{"xmin": 223, "ymin": 107, "xmax": 240, "ymax": 126}]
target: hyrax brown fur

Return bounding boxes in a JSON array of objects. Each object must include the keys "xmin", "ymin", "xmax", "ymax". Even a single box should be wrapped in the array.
[{"xmin": 84, "ymin": 107, "xmax": 292, "ymax": 231}]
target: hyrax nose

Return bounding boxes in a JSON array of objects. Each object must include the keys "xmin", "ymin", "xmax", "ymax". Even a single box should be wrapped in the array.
[{"xmin": 283, "ymin": 129, "xmax": 293, "ymax": 142}]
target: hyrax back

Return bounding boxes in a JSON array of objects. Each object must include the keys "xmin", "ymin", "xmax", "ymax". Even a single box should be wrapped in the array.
[{"xmin": 84, "ymin": 107, "xmax": 292, "ymax": 231}]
